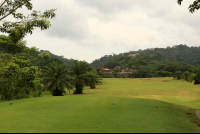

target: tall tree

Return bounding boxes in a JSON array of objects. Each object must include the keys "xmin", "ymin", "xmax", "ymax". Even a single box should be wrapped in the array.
[
  {"xmin": 188, "ymin": 68, "xmax": 200, "ymax": 85},
  {"xmin": 0, "ymin": 0, "xmax": 56, "ymax": 47},
  {"xmin": 0, "ymin": 0, "xmax": 56, "ymax": 100},
  {"xmin": 84, "ymin": 70, "xmax": 103, "ymax": 89},
  {"xmin": 0, "ymin": 46, "xmax": 50, "ymax": 101}
]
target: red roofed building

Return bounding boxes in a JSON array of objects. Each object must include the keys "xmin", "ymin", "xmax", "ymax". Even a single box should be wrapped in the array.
[{"xmin": 101, "ymin": 66, "xmax": 138, "ymax": 75}]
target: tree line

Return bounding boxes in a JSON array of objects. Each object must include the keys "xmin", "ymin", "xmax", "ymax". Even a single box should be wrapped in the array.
[
  {"xmin": 0, "ymin": 0, "xmax": 200, "ymax": 101},
  {"xmin": 91, "ymin": 44, "xmax": 200, "ymax": 69},
  {"xmin": 0, "ymin": 0, "xmax": 102, "ymax": 101}
]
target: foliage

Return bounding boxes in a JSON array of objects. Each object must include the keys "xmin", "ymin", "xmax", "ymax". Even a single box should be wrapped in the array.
[
  {"xmin": 181, "ymin": 71, "xmax": 190, "ymax": 81},
  {"xmin": 174, "ymin": 71, "xmax": 182, "ymax": 80},
  {"xmin": 90, "ymin": 44, "xmax": 199, "ymax": 79},
  {"xmin": 42, "ymin": 61, "xmax": 73, "ymax": 96},
  {"xmin": 84, "ymin": 70, "xmax": 103, "ymax": 89},
  {"xmin": 37, "ymin": 57, "xmax": 64, "ymax": 69},
  {"xmin": 187, "ymin": 68, "xmax": 200, "ymax": 85},
  {"xmin": 156, "ymin": 70, "xmax": 172, "ymax": 77},
  {"xmin": 90, "ymin": 45, "xmax": 200, "ymax": 70},
  {"xmin": 0, "ymin": 47, "xmax": 49, "ymax": 101},
  {"xmin": 104, "ymin": 61, "xmax": 121, "ymax": 69},
  {"xmin": 0, "ymin": 0, "xmax": 56, "ymax": 101},
  {"xmin": 69, "ymin": 60, "xmax": 92, "ymax": 94},
  {"xmin": 33, "ymin": 50, "xmax": 88, "ymax": 67},
  {"xmin": 95, "ymin": 68, "xmax": 103, "ymax": 76},
  {"xmin": 112, "ymin": 70, "xmax": 119, "ymax": 78},
  {"xmin": 178, "ymin": 0, "xmax": 200, "ymax": 13},
  {"xmin": 0, "ymin": 0, "xmax": 56, "ymax": 36}
]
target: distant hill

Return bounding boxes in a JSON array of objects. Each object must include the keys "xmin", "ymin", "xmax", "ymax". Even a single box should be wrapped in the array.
[
  {"xmin": 90, "ymin": 44, "xmax": 200, "ymax": 69},
  {"xmin": 1, "ymin": 44, "xmax": 200, "ymax": 70},
  {"xmin": 0, "ymin": 46, "xmax": 88, "ymax": 65},
  {"xmin": 38, "ymin": 50, "xmax": 88, "ymax": 64},
  {"xmin": 90, "ymin": 50, "xmax": 140, "ymax": 69}
]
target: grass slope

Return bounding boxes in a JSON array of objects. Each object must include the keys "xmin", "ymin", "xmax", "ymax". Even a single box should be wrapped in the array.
[{"xmin": 0, "ymin": 77, "xmax": 200, "ymax": 133}]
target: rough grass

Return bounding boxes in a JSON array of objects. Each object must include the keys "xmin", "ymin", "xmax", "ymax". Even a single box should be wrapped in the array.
[{"xmin": 0, "ymin": 77, "xmax": 200, "ymax": 133}]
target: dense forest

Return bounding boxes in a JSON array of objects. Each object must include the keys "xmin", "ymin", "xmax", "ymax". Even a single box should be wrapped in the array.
[
  {"xmin": 2, "ymin": 44, "xmax": 200, "ymax": 73},
  {"xmin": 0, "ymin": 45, "xmax": 87, "ymax": 69},
  {"xmin": 90, "ymin": 44, "xmax": 200, "ymax": 79},
  {"xmin": 90, "ymin": 44, "xmax": 200, "ymax": 69},
  {"xmin": 33, "ymin": 50, "xmax": 88, "ymax": 68}
]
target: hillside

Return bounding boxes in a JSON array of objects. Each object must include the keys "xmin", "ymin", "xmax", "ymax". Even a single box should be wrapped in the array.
[
  {"xmin": 0, "ymin": 46, "xmax": 88, "ymax": 66},
  {"xmin": 38, "ymin": 50, "xmax": 88, "ymax": 64},
  {"xmin": 90, "ymin": 44, "xmax": 200, "ymax": 69}
]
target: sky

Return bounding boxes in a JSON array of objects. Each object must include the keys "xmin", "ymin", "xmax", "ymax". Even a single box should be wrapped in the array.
[{"xmin": 2, "ymin": 0, "xmax": 200, "ymax": 63}]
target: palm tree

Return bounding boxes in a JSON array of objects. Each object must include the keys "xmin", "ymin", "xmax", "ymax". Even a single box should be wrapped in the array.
[
  {"xmin": 42, "ymin": 61, "xmax": 73, "ymax": 96},
  {"xmin": 188, "ymin": 68, "xmax": 200, "ymax": 85},
  {"xmin": 69, "ymin": 60, "xmax": 92, "ymax": 94},
  {"xmin": 84, "ymin": 70, "xmax": 103, "ymax": 89}
]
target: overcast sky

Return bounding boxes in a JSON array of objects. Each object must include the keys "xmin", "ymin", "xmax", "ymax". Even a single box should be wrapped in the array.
[{"xmin": 5, "ymin": 0, "xmax": 200, "ymax": 63}]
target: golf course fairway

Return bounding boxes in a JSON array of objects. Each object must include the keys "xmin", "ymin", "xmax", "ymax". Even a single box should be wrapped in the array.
[{"xmin": 0, "ymin": 77, "xmax": 200, "ymax": 133}]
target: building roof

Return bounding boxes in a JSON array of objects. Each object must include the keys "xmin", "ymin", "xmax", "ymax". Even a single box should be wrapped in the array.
[{"xmin": 100, "ymin": 67, "xmax": 138, "ymax": 72}]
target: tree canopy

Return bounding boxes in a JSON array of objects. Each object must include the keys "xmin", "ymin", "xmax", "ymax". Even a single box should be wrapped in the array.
[
  {"xmin": 0, "ymin": 0, "xmax": 57, "ymax": 100},
  {"xmin": 177, "ymin": 0, "xmax": 200, "ymax": 13},
  {"xmin": 0, "ymin": 0, "xmax": 56, "ymax": 42}
]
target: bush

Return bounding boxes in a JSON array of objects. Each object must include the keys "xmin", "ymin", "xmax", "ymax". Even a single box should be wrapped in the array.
[
  {"xmin": 15, "ymin": 92, "xmax": 30, "ymax": 100},
  {"xmin": 32, "ymin": 91, "xmax": 42, "ymax": 97}
]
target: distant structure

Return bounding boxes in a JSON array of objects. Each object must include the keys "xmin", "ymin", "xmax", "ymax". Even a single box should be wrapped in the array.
[
  {"xmin": 100, "ymin": 66, "xmax": 138, "ymax": 76},
  {"xmin": 114, "ymin": 66, "xmax": 121, "ymax": 69},
  {"xmin": 128, "ymin": 53, "xmax": 139, "ymax": 57},
  {"xmin": 148, "ymin": 48, "xmax": 154, "ymax": 50}
]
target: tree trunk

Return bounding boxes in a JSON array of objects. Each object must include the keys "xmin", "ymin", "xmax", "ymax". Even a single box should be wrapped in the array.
[
  {"xmin": 74, "ymin": 83, "xmax": 83, "ymax": 94},
  {"xmin": 90, "ymin": 83, "xmax": 96, "ymax": 89},
  {"xmin": 194, "ymin": 80, "xmax": 200, "ymax": 85},
  {"xmin": 52, "ymin": 88, "xmax": 63, "ymax": 96}
]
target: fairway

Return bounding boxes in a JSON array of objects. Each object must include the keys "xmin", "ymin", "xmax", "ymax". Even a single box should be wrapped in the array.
[{"xmin": 1, "ymin": 77, "xmax": 200, "ymax": 133}]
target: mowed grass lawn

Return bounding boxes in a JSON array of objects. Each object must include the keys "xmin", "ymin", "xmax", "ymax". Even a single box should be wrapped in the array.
[{"xmin": 1, "ymin": 77, "xmax": 200, "ymax": 133}]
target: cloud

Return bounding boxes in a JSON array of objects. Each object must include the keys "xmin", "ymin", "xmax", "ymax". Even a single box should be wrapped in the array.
[
  {"xmin": 2, "ymin": 0, "xmax": 200, "ymax": 63},
  {"xmin": 76, "ymin": 0, "xmax": 134, "ymax": 13}
]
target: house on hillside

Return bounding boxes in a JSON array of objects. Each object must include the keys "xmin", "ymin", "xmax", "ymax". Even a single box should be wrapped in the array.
[
  {"xmin": 148, "ymin": 48, "xmax": 154, "ymax": 50},
  {"xmin": 128, "ymin": 53, "xmax": 139, "ymax": 57},
  {"xmin": 114, "ymin": 66, "xmax": 121, "ymax": 69},
  {"xmin": 101, "ymin": 66, "xmax": 138, "ymax": 75}
]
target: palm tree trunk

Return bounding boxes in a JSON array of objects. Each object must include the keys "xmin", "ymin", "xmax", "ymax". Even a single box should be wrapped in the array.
[
  {"xmin": 53, "ymin": 88, "xmax": 64, "ymax": 96},
  {"xmin": 90, "ymin": 83, "xmax": 96, "ymax": 89},
  {"xmin": 74, "ymin": 83, "xmax": 83, "ymax": 94}
]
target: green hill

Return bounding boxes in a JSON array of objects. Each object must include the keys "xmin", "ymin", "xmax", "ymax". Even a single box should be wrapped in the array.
[
  {"xmin": 90, "ymin": 44, "xmax": 200, "ymax": 69},
  {"xmin": 0, "ymin": 46, "xmax": 88, "ymax": 67}
]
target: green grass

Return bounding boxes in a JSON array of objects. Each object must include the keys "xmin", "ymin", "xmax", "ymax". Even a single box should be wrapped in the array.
[{"xmin": 1, "ymin": 77, "xmax": 200, "ymax": 133}]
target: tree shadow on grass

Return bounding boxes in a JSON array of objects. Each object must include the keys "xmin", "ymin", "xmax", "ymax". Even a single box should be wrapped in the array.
[{"xmin": 66, "ymin": 92, "xmax": 95, "ymax": 96}]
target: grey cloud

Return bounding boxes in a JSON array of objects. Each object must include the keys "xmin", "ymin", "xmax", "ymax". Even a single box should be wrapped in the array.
[
  {"xmin": 27, "ymin": 0, "xmax": 91, "ymax": 40},
  {"xmin": 15, "ymin": 0, "xmax": 200, "ymax": 63},
  {"xmin": 76, "ymin": 0, "xmax": 135, "ymax": 13},
  {"xmin": 45, "ymin": 12, "xmax": 89, "ymax": 40}
]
